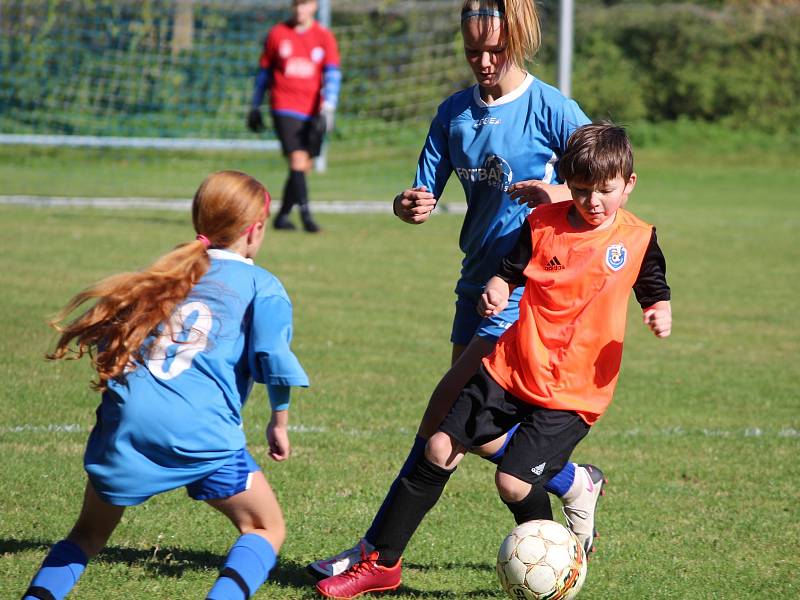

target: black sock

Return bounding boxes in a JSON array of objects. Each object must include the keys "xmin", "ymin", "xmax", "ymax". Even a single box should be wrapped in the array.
[
  {"xmin": 288, "ymin": 170, "xmax": 313, "ymax": 221},
  {"xmin": 502, "ymin": 485, "xmax": 553, "ymax": 524},
  {"xmin": 372, "ymin": 457, "xmax": 456, "ymax": 566},
  {"xmin": 276, "ymin": 174, "xmax": 295, "ymax": 218}
]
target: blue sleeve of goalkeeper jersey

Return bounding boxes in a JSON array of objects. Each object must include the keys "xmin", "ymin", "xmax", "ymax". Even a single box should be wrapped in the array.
[
  {"xmin": 322, "ymin": 65, "xmax": 341, "ymax": 108},
  {"xmin": 249, "ymin": 292, "xmax": 309, "ymax": 388},
  {"xmin": 413, "ymin": 108, "xmax": 453, "ymax": 201},
  {"xmin": 252, "ymin": 67, "xmax": 272, "ymax": 108}
]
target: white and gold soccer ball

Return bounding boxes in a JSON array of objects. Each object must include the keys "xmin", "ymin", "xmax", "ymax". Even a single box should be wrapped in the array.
[{"xmin": 496, "ymin": 519, "xmax": 587, "ymax": 600}]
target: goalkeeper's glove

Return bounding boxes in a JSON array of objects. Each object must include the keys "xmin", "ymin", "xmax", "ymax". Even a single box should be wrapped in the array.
[
  {"xmin": 320, "ymin": 101, "xmax": 336, "ymax": 133},
  {"xmin": 247, "ymin": 107, "xmax": 265, "ymax": 133}
]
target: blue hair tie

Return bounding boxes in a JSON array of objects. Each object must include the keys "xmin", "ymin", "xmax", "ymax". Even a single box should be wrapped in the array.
[{"xmin": 461, "ymin": 9, "xmax": 505, "ymax": 23}]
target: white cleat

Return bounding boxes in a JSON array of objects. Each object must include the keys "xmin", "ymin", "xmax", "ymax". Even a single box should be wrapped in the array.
[
  {"xmin": 562, "ymin": 464, "xmax": 607, "ymax": 558},
  {"xmin": 307, "ymin": 538, "xmax": 375, "ymax": 580}
]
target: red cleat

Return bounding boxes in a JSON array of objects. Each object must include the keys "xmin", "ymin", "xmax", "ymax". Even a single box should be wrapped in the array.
[{"xmin": 316, "ymin": 550, "xmax": 402, "ymax": 599}]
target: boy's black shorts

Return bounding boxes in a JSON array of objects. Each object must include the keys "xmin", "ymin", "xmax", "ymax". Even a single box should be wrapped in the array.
[
  {"xmin": 272, "ymin": 113, "xmax": 325, "ymax": 157},
  {"xmin": 439, "ymin": 365, "xmax": 590, "ymax": 486}
]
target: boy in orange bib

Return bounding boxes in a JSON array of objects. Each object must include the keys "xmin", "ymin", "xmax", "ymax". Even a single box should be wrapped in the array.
[{"xmin": 317, "ymin": 122, "xmax": 671, "ymax": 599}]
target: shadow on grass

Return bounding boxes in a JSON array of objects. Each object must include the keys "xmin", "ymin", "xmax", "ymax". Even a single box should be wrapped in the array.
[
  {"xmin": 282, "ymin": 559, "xmax": 499, "ymax": 599},
  {"xmin": 3, "ymin": 539, "xmax": 499, "ymax": 597},
  {"xmin": 404, "ymin": 561, "xmax": 495, "ymax": 573},
  {"xmin": 4, "ymin": 539, "xmax": 323, "ymax": 594},
  {"xmin": 377, "ymin": 588, "xmax": 501, "ymax": 599},
  {"xmin": 2, "ymin": 537, "xmax": 223, "ymax": 578}
]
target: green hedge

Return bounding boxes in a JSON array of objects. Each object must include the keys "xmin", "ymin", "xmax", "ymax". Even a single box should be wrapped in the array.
[{"xmin": 569, "ymin": 4, "xmax": 800, "ymax": 133}]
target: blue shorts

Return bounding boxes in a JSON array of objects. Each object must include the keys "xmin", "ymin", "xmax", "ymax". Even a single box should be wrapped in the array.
[
  {"xmin": 450, "ymin": 284, "xmax": 523, "ymax": 346},
  {"xmin": 186, "ymin": 447, "xmax": 261, "ymax": 501},
  {"xmin": 90, "ymin": 445, "xmax": 261, "ymax": 506}
]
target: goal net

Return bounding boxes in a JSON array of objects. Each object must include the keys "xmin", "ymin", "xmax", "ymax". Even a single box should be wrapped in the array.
[{"xmin": 0, "ymin": 0, "xmax": 481, "ymax": 153}]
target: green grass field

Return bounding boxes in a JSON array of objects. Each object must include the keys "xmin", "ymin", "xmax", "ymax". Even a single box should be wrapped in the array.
[{"xmin": 1, "ymin": 135, "xmax": 799, "ymax": 599}]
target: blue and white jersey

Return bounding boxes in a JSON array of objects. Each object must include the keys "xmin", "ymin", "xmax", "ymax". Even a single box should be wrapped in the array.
[
  {"xmin": 414, "ymin": 74, "xmax": 590, "ymax": 295},
  {"xmin": 85, "ymin": 249, "xmax": 309, "ymax": 505}
]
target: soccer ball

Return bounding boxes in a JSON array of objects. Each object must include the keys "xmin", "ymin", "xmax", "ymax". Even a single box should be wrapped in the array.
[{"xmin": 496, "ymin": 519, "xmax": 587, "ymax": 600}]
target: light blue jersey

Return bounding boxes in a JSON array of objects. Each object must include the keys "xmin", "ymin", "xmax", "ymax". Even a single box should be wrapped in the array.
[
  {"xmin": 414, "ymin": 74, "xmax": 589, "ymax": 344},
  {"xmin": 85, "ymin": 250, "xmax": 309, "ymax": 505}
]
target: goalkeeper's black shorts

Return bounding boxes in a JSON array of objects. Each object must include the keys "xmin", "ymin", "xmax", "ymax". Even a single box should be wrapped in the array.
[{"xmin": 272, "ymin": 112, "xmax": 325, "ymax": 157}]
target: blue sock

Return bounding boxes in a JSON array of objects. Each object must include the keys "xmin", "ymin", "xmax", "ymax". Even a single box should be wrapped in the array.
[
  {"xmin": 365, "ymin": 435, "xmax": 427, "ymax": 544},
  {"xmin": 24, "ymin": 539, "xmax": 88, "ymax": 600},
  {"xmin": 544, "ymin": 461, "xmax": 576, "ymax": 497},
  {"xmin": 484, "ymin": 423, "xmax": 520, "ymax": 465},
  {"xmin": 207, "ymin": 533, "xmax": 276, "ymax": 600}
]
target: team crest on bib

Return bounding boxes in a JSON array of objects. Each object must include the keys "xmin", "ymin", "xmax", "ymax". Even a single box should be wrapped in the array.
[{"xmin": 605, "ymin": 243, "xmax": 627, "ymax": 271}]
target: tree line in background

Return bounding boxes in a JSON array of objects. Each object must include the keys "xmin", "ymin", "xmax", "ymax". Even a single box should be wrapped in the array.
[
  {"xmin": 0, "ymin": 0, "xmax": 797, "ymax": 139},
  {"xmin": 560, "ymin": 0, "xmax": 799, "ymax": 133}
]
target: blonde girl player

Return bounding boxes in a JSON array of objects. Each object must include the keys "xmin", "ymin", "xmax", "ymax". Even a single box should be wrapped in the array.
[
  {"xmin": 21, "ymin": 171, "xmax": 309, "ymax": 600},
  {"xmin": 309, "ymin": 0, "xmax": 603, "ymax": 581}
]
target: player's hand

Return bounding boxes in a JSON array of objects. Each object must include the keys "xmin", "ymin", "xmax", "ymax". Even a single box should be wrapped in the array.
[
  {"xmin": 393, "ymin": 186, "xmax": 436, "ymax": 224},
  {"xmin": 266, "ymin": 411, "xmax": 290, "ymax": 461},
  {"xmin": 509, "ymin": 179, "xmax": 558, "ymax": 208},
  {"xmin": 478, "ymin": 278, "xmax": 510, "ymax": 316},
  {"xmin": 247, "ymin": 107, "xmax": 265, "ymax": 133},
  {"xmin": 643, "ymin": 301, "xmax": 672, "ymax": 338},
  {"xmin": 320, "ymin": 101, "xmax": 335, "ymax": 133}
]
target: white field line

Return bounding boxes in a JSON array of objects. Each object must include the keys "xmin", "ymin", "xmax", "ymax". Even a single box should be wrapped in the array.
[
  {"xmin": 2, "ymin": 424, "xmax": 86, "ymax": 433},
  {"xmin": 0, "ymin": 195, "xmax": 468, "ymax": 215},
  {"xmin": 0, "ymin": 134, "xmax": 281, "ymax": 152},
  {"xmin": 2, "ymin": 424, "xmax": 799, "ymax": 439}
]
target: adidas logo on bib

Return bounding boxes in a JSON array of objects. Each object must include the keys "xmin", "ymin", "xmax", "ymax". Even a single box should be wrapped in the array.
[{"xmin": 544, "ymin": 256, "xmax": 565, "ymax": 271}]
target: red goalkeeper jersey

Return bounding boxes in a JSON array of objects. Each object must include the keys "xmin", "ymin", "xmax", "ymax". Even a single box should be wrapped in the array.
[
  {"xmin": 483, "ymin": 202, "xmax": 657, "ymax": 425},
  {"xmin": 259, "ymin": 21, "xmax": 340, "ymax": 118}
]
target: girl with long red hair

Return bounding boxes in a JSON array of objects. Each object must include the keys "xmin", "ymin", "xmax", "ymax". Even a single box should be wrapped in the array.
[{"xmin": 22, "ymin": 170, "xmax": 309, "ymax": 600}]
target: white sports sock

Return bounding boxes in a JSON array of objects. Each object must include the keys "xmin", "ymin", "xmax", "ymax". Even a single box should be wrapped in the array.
[{"xmin": 560, "ymin": 463, "xmax": 586, "ymax": 504}]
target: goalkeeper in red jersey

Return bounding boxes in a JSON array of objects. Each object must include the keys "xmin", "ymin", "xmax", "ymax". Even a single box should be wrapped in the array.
[{"xmin": 248, "ymin": 0, "xmax": 341, "ymax": 233}]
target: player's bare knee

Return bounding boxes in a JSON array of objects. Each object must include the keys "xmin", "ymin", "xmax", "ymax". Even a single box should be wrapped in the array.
[
  {"xmin": 288, "ymin": 151, "xmax": 311, "ymax": 171},
  {"xmin": 495, "ymin": 470, "xmax": 532, "ymax": 503},
  {"xmin": 425, "ymin": 431, "xmax": 464, "ymax": 468}
]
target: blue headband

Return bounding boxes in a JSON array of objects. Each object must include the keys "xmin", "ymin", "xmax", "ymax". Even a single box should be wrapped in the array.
[{"xmin": 461, "ymin": 9, "xmax": 505, "ymax": 23}]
